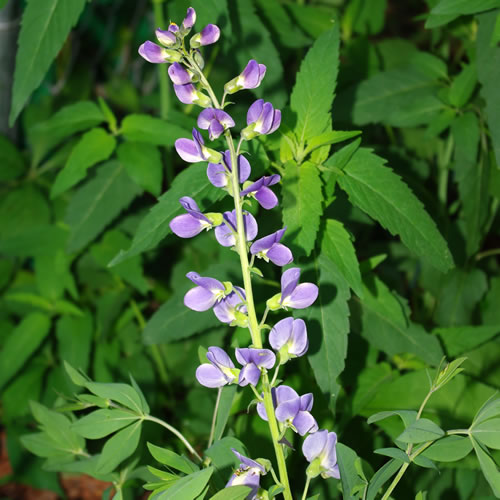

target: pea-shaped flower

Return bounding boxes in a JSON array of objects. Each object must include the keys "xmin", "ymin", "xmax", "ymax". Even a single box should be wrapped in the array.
[
  {"xmin": 196, "ymin": 346, "xmax": 239, "ymax": 388},
  {"xmin": 213, "ymin": 288, "xmax": 248, "ymax": 326},
  {"xmin": 197, "ymin": 108, "xmax": 235, "ymax": 140},
  {"xmin": 250, "ymin": 228, "xmax": 293, "ymax": 267},
  {"xmin": 240, "ymin": 175, "xmax": 280, "ymax": 210},
  {"xmin": 303, "ymin": 430, "xmax": 340, "ymax": 479},
  {"xmin": 175, "ymin": 128, "xmax": 222, "ymax": 164},
  {"xmin": 138, "ymin": 40, "xmax": 182, "ymax": 64},
  {"xmin": 207, "ymin": 151, "xmax": 251, "ymax": 189},
  {"xmin": 267, "ymin": 267, "xmax": 319, "ymax": 310},
  {"xmin": 224, "ymin": 59, "xmax": 267, "ymax": 95},
  {"xmin": 190, "ymin": 24, "xmax": 220, "ymax": 48},
  {"xmin": 241, "ymin": 99, "xmax": 281, "ymax": 140},
  {"xmin": 215, "ymin": 210, "xmax": 258, "ymax": 247},
  {"xmin": 183, "ymin": 272, "xmax": 231, "ymax": 312},
  {"xmin": 168, "ymin": 62, "xmax": 193, "ymax": 85},
  {"xmin": 181, "ymin": 7, "xmax": 196, "ymax": 31},
  {"xmin": 257, "ymin": 385, "xmax": 318, "ymax": 436},
  {"xmin": 235, "ymin": 348, "xmax": 276, "ymax": 386},
  {"xmin": 169, "ymin": 197, "xmax": 222, "ymax": 238},
  {"xmin": 226, "ymin": 449, "xmax": 267, "ymax": 499},
  {"xmin": 269, "ymin": 317, "xmax": 308, "ymax": 363}
]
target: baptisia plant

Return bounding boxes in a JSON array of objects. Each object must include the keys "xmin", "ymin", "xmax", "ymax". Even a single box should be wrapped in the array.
[{"xmin": 139, "ymin": 8, "xmax": 340, "ymax": 499}]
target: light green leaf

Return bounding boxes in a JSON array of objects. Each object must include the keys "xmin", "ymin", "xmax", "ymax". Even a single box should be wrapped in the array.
[
  {"xmin": 374, "ymin": 448, "xmax": 410, "ymax": 463},
  {"xmin": 85, "ymin": 382, "xmax": 146, "ymax": 414},
  {"xmin": 409, "ymin": 52, "xmax": 448, "ymax": 80},
  {"xmin": 290, "ymin": 25, "xmax": 339, "ymax": 145},
  {"xmin": 432, "ymin": 0, "xmax": 500, "ymax": 15},
  {"xmin": 209, "ymin": 486, "xmax": 252, "ymax": 500},
  {"xmin": 321, "ymin": 219, "xmax": 363, "ymax": 297},
  {"xmin": 109, "ymin": 163, "xmax": 225, "ymax": 266},
  {"xmin": 97, "ymin": 420, "xmax": 142, "ymax": 474},
  {"xmin": 0, "ymin": 312, "xmax": 51, "ymax": 390},
  {"xmin": 120, "ymin": 114, "xmax": 188, "ymax": 146},
  {"xmin": 147, "ymin": 443, "xmax": 199, "ymax": 474},
  {"xmin": 449, "ymin": 63, "xmax": 477, "ymax": 107},
  {"xmin": 421, "ymin": 435, "xmax": 473, "ymax": 462},
  {"xmin": 474, "ymin": 394, "xmax": 500, "ymax": 425},
  {"xmin": 472, "ymin": 418, "xmax": 500, "ymax": 450},
  {"xmin": 367, "ymin": 410, "xmax": 418, "ymax": 428},
  {"xmin": 471, "ymin": 436, "xmax": 500, "ymax": 497},
  {"xmin": 366, "ymin": 459, "xmax": 401, "ymax": 500},
  {"xmin": 9, "ymin": 0, "xmax": 87, "ymax": 125},
  {"xmin": 213, "ymin": 385, "xmax": 238, "ymax": 442},
  {"xmin": 435, "ymin": 325, "xmax": 500, "ymax": 357},
  {"xmin": 425, "ymin": 108, "xmax": 457, "ymax": 138},
  {"xmin": 51, "ymin": 128, "xmax": 117, "ymax": 198},
  {"xmin": 282, "ymin": 161, "xmax": 323, "ymax": 256},
  {"xmin": 0, "ymin": 135, "xmax": 25, "ymax": 181},
  {"xmin": 72, "ymin": 409, "xmax": 140, "ymax": 439},
  {"xmin": 338, "ymin": 148, "xmax": 454, "ymax": 272},
  {"xmin": 158, "ymin": 467, "xmax": 213, "ymax": 500},
  {"xmin": 117, "ymin": 142, "xmax": 163, "ymax": 196},
  {"xmin": 35, "ymin": 249, "xmax": 74, "ymax": 301},
  {"xmin": 65, "ymin": 161, "xmax": 142, "ymax": 252},
  {"xmin": 397, "ymin": 418, "xmax": 445, "ymax": 443},
  {"xmin": 304, "ymin": 130, "xmax": 361, "ymax": 157}
]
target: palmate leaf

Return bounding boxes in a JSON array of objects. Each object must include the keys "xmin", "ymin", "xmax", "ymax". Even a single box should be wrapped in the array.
[
  {"xmin": 9, "ymin": 0, "xmax": 87, "ymax": 125},
  {"xmin": 337, "ymin": 148, "xmax": 454, "ymax": 272},
  {"xmin": 290, "ymin": 24, "xmax": 339, "ymax": 145}
]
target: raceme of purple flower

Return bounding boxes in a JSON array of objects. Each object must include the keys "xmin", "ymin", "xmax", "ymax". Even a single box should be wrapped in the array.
[
  {"xmin": 198, "ymin": 108, "xmax": 235, "ymax": 140},
  {"xmin": 138, "ymin": 40, "xmax": 182, "ymax": 64},
  {"xmin": 183, "ymin": 272, "xmax": 230, "ymax": 312},
  {"xmin": 226, "ymin": 449, "xmax": 266, "ymax": 499},
  {"xmin": 235, "ymin": 348, "xmax": 276, "ymax": 386},
  {"xmin": 196, "ymin": 346, "xmax": 239, "ymax": 388},
  {"xmin": 215, "ymin": 210, "xmax": 258, "ymax": 247},
  {"xmin": 257, "ymin": 385, "xmax": 318, "ymax": 436},
  {"xmin": 267, "ymin": 267, "xmax": 319, "ymax": 310},
  {"xmin": 250, "ymin": 227, "xmax": 292, "ymax": 267},
  {"xmin": 303, "ymin": 430, "xmax": 340, "ymax": 479},
  {"xmin": 224, "ymin": 59, "xmax": 267, "ymax": 95},
  {"xmin": 241, "ymin": 99, "xmax": 281, "ymax": 140},
  {"xmin": 182, "ymin": 7, "xmax": 196, "ymax": 30},
  {"xmin": 169, "ymin": 196, "xmax": 222, "ymax": 238},
  {"xmin": 207, "ymin": 151, "xmax": 251, "ymax": 189},
  {"xmin": 175, "ymin": 128, "xmax": 222, "ymax": 164},
  {"xmin": 213, "ymin": 288, "xmax": 248, "ymax": 326},
  {"xmin": 240, "ymin": 175, "xmax": 281, "ymax": 210},
  {"xmin": 269, "ymin": 317, "xmax": 308, "ymax": 363},
  {"xmin": 190, "ymin": 24, "xmax": 220, "ymax": 48}
]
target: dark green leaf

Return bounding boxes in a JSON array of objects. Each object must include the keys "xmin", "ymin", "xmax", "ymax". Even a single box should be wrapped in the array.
[
  {"xmin": 208, "ymin": 486, "xmax": 252, "ymax": 500},
  {"xmin": 120, "ymin": 114, "xmax": 187, "ymax": 146},
  {"xmin": 366, "ymin": 459, "xmax": 401, "ymax": 500},
  {"xmin": 449, "ymin": 63, "xmax": 477, "ymax": 107},
  {"xmin": 157, "ymin": 467, "xmax": 213, "ymax": 500},
  {"xmin": 374, "ymin": 448, "xmax": 410, "ymax": 463},
  {"xmin": 367, "ymin": 410, "xmax": 418, "ymax": 428},
  {"xmin": 432, "ymin": 0, "xmax": 500, "ymax": 15},
  {"xmin": 214, "ymin": 385, "xmax": 237, "ymax": 442},
  {"xmin": 0, "ymin": 135, "xmax": 25, "ymax": 181},
  {"xmin": 147, "ymin": 443, "xmax": 199, "ymax": 474},
  {"xmin": 336, "ymin": 443, "xmax": 365, "ymax": 500},
  {"xmin": 397, "ymin": 418, "xmax": 445, "ymax": 444},
  {"xmin": 421, "ymin": 435, "xmax": 472, "ymax": 462},
  {"xmin": 72, "ymin": 409, "xmax": 140, "ymax": 439},
  {"xmin": 436, "ymin": 325, "xmax": 500, "ymax": 357}
]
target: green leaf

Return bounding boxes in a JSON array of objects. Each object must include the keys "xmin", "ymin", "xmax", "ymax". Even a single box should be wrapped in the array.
[
  {"xmin": 35, "ymin": 249, "xmax": 74, "ymax": 301},
  {"xmin": 368, "ymin": 410, "xmax": 418, "ymax": 428},
  {"xmin": 29, "ymin": 101, "xmax": 104, "ymax": 166},
  {"xmin": 282, "ymin": 161, "xmax": 323, "ymax": 256},
  {"xmin": 158, "ymin": 467, "xmax": 213, "ymax": 500},
  {"xmin": 304, "ymin": 130, "xmax": 361, "ymax": 157},
  {"xmin": 358, "ymin": 275, "xmax": 444, "ymax": 365},
  {"xmin": 471, "ymin": 436, "xmax": 500, "ymax": 497},
  {"xmin": 0, "ymin": 312, "xmax": 51, "ymax": 390},
  {"xmin": 432, "ymin": 0, "xmax": 500, "ymax": 15},
  {"xmin": 85, "ymin": 382, "xmax": 146, "ymax": 414},
  {"xmin": 97, "ymin": 420, "xmax": 142, "ymax": 474},
  {"xmin": 51, "ymin": 128, "xmax": 117, "ymax": 198},
  {"xmin": 472, "ymin": 418, "xmax": 500, "ymax": 449},
  {"xmin": 366, "ymin": 459, "xmax": 401, "ymax": 500},
  {"xmin": 352, "ymin": 363, "xmax": 393, "ymax": 416},
  {"xmin": 120, "ymin": 114, "xmax": 188, "ymax": 146},
  {"xmin": 109, "ymin": 163, "xmax": 225, "ymax": 266},
  {"xmin": 208, "ymin": 486, "xmax": 252, "ymax": 500},
  {"xmin": 477, "ymin": 11, "xmax": 500, "ymax": 166},
  {"xmin": 290, "ymin": 25, "xmax": 339, "ymax": 145},
  {"xmin": 0, "ymin": 135, "xmax": 25, "ymax": 181},
  {"xmin": 117, "ymin": 142, "xmax": 163, "ymax": 196},
  {"xmin": 9, "ymin": 0, "xmax": 87, "ymax": 125},
  {"xmin": 421, "ymin": 435, "xmax": 472, "ymax": 462},
  {"xmin": 436, "ymin": 325, "xmax": 500, "ymax": 357},
  {"xmin": 64, "ymin": 361, "xmax": 88, "ymax": 387},
  {"xmin": 336, "ymin": 444, "xmax": 365, "ymax": 500},
  {"xmin": 449, "ymin": 63, "xmax": 477, "ymax": 107},
  {"xmin": 65, "ymin": 161, "xmax": 142, "ymax": 252},
  {"xmin": 72, "ymin": 409, "xmax": 140, "ymax": 439},
  {"xmin": 338, "ymin": 148, "xmax": 454, "ymax": 272},
  {"xmin": 213, "ymin": 385, "xmax": 237, "ymax": 442},
  {"xmin": 321, "ymin": 219, "xmax": 363, "ymax": 297},
  {"xmin": 374, "ymin": 448, "xmax": 410, "ymax": 463},
  {"xmin": 397, "ymin": 418, "xmax": 445, "ymax": 444},
  {"xmin": 474, "ymin": 394, "xmax": 500, "ymax": 425},
  {"xmin": 408, "ymin": 52, "xmax": 448, "ymax": 81},
  {"xmin": 147, "ymin": 443, "xmax": 199, "ymax": 474}
]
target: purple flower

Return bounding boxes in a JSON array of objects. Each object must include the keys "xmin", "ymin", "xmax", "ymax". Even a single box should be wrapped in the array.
[
  {"xmin": 182, "ymin": 7, "xmax": 196, "ymax": 30},
  {"xmin": 168, "ymin": 22, "xmax": 179, "ymax": 33},
  {"xmin": 191, "ymin": 24, "xmax": 220, "ymax": 48},
  {"xmin": 303, "ymin": 430, "xmax": 340, "ymax": 479},
  {"xmin": 183, "ymin": 272, "xmax": 228, "ymax": 311},
  {"xmin": 268, "ymin": 267, "xmax": 319, "ymax": 310},
  {"xmin": 224, "ymin": 59, "xmax": 267, "ymax": 95},
  {"xmin": 235, "ymin": 348, "xmax": 276, "ymax": 386},
  {"xmin": 198, "ymin": 108, "xmax": 235, "ymax": 140},
  {"xmin": 213, "ymin": 288, "xmax": 248, "ymax": 326},
  {"xmin": 207, "ymin": 151, "xmax": 251, "ymax": 189},
  {"xmin": 257, "ymin": 385, "xmax": 318, "ymax": 436},
  {"xmin": 138, "ymin": 41, "xmax": 182, "ymax": 64},
  {"xmin": 175, "ymin": 129, "xmax": 222, "ymax": 163},
  {"xmin": 173, "ymin": 83, "xmax": 211, "ymax": 107},
  {"xmin": 241, "ymin": 99, "xmax": 281, "ymax": 140},
  {"xmin": 155, "ymin": 28, "xmax": 177, "ymax": 47},
  {"xmin": 196, "ymin": 347, "xmax": 239, "ymax": 388},
  {"xmin": 215, "ymin": 210, "xmax": 258, "ymax": 247},
  {"xmin": 226, "ymin": 449, "xmax": 266, "ymax": 499},
  {"xmin": 169, "ymin": 196, "xmax": 221, "ymax": 238},
  {"xmin": 269, "ymin": 317, "xmax": 308, "ymax": 363},
  {"xmin": 250, "ymin": 228, "xmax": 292, "ymax": 267},
  {"xmin": 240, "ymin": 175, "xmax": 280, "ymax": 210},
  {"xmin": 168, "ymin": 62, "xmax": 192, "ymax": 85}
]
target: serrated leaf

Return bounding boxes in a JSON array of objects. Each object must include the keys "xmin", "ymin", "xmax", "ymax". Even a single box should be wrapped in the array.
[
  {"xmin": 9, "ymin": 0, "xmax": 87, "ymax": 125},
  {"xmin": 72, "ymin": 409, "xmax": 140, "ymax": 439},
  {"xmin": 51, "ymin": 128, "xmax": 117, "ymax": 198},
  {"xmin": 421, "ymin": 435, "xmax": 472, "ymax": 462},
  {"xmin": 65, "ymin": 161, "xmax": 142, "ymax": 252},
  {"xmin": 432, "ymin": 0, "xmax": 500, "ymax": 15},
  {"xmin": 282, "ymin": 161, "xmax": 323, "ymax": 256},
  {"xmin": 290, "ymin": 25, "xmax": 339, "ymax": 145},
  {"xmin": 158, "ymin": 467, "xmax": 213, "ymax": 500},
  {"xmin": 109, "ymin": 163, "xmax": 225, "ymax": 266},
  {"xmin": 397, "ymin": 418, "xmax": 445, "ymax": 444},
  {"xmin": 0, "ymin": 312, "xmax": 51, "ymax": 390},
  {"xmin": 471, "ymin": 436, "xmax": 500, "ymax": 497},
  {"xmin": 147, "ymin": 443, "xmax": 199, "ymax": 474},
  {"xmin": 435, "ymin": 325, "xmax": 500, "ymax": 357},
  {"xmin": 338, "ymin": 148, "xmax": 454, "ymax": 272}
]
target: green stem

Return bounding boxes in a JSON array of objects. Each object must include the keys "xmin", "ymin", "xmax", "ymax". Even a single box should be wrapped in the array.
[
  {"xmin": 208, "ymin": 387, "xmax": 222, "ymax": 448},
  {"xmin": 301, "ymin": 476, "xmax": 311, "ymax": 500},
  {"xmin": 381, "ymin": 462, "xmax": 409, "ymax": 500}
]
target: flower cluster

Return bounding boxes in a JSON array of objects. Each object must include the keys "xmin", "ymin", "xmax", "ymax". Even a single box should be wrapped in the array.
[{"xmin": 139, "ymin": 7, "xmax": 339, "ymax": 498}]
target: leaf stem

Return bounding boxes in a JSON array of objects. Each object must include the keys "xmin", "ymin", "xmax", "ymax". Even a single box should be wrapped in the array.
[
  {"xmin": 301, "ymin": 475, "xmax": 311, "ymax": 500},
  {"xmin": 208, "ymin": 387, "xmax": 222, "ymax": 448}
]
